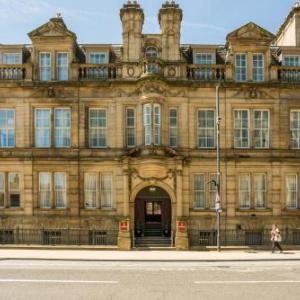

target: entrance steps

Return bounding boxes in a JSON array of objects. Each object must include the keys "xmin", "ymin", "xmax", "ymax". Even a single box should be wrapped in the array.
[{"xmin": 134, "ymin": 236, "xmax": 173, "ymax": 248}]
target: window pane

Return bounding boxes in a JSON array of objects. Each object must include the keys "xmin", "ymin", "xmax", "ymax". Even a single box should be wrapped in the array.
[
  {"xmin": 254, "ymin": 110, "xmax": 269, "ymax": 148},
  {"xmin": 54, "ymin": 108, "xmax": 71, "ymax": 147},
  {"xmin": 89, "ymin": 53, "xmax": 107, "ymax": 64},
  {"xmin": 39, "ymin": 53, "xmax": 51, "ymax": 81},
  {"xmin": 291, "ymin": 111, "xmax": 300, "ymax": 149},
  {"xmin": 85, "ymin": 173, "xmax": 97, "ymax": 208},
  {"xmin": 126, "ymin": 108, "xmax": 135, "ymax": 147},
  {"xmin": 3, "ymin": 53, "xmax": 21, "ymax": 64},
  {"xmin": 54, "ymin": 173, "xmax": 66, "ymax": 208},
  {"xmin": 286, "ymin": 175, "xmax": 297, "ymax": 209},
  {"xmin": 35, "ymin": 109, "xmax": 51, "ymax": 147},
  {"xmin": 101, "ymin": 174, "xmax": 112, "ymax": 208},
  {"xmin": 8, "ymin": 173, "xmax": 20, "ymax": 208},
  {"xmin": 144, "ymin": 105, "xmax": 151, "ymax": 145},
  {"xmin": 169, "ymin": 109, "xmax": 178, "ymax": 147},
  {"xmin": 235, "ymin": 54, "xmax": 247, "ymax": 81},
  {"xmin": 253, "ymin": 54, "xmax": 264, "ymax": 82},
  {"xmin": 195, "ymin": 53, "xmax": 213, "ymax": 64},
  {"xmin": 39, "ymin": 173, "xmax": 51, "ymax": 208},
  {"xmin": 89, "ymin": 109, "xmax": 107, "ymax": 148},
  {"xmin": 254, "ymin": 174, "xmax": 266, "ymax": 208},
  {"xmin": 194, "ymin": 175, "xmax": 205, "ymax": 209},
  {"xmin": 239, "ymin": 174, "xmax": 250, "ymax": 209},
  {"xmin": 0, "ymin": 109, "xmax": 15, "ymax": 147},
  {"xmin": 145, "ymin": 47, "xmax": 158, "ymax": 58},
  {"xmin": 0, "ymin": 173, "xmax": 4, "ymax": 207},
  {"xmin": 234, "ymin": 110, "xmax": 249, "ymax": 148},
  {"xmin": 198, "ymin": 110, "xmax": 215, "ymax": 148},
  {"xmin": 56, "ymin": 53, "xmax": 68, "ymax": 80}
]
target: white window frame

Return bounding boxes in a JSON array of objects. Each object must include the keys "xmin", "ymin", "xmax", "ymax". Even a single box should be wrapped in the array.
[
  {"xmin": 54, "ymin": 108, "xmax": 71, "ymax": 148},
  {"xmin": 283, "ymin": 55, "xmax": 300, "ymax": 67},
  {"xmin": 253, "ymin": 109, "xmax": 269, "ymax": 149},
  {"xmin": 35, "ymin": 108, "xmax": 51, "ymax": 148},
  {"xmin": 234, "ymin": 109, "xmax": 250, "ymax": 148},
  {"xmin": 56, "ymin": 52, "xmax": 68, "ymax": 81},
  {"xmin": 253, "ymin": 173, "xmax": 267, "ymax": 209},
  {"xmin": 54, "ymin": 172, "xmax": 67, "ymax": 209},
  {"xmin": 3, "ymin": 53, "xmax": 22, "ymax": 64},
  {"xmin": 89, "ymin": 52, "xmax": 108, "ymax": 64},
  {"xmin": 193, "ymin": 174, "xmax": 205, "ymax": 209},
  {"xmin": 89, "ymin": 108, "xmax": 107, "ymax": 148},
  {"xmin": 169, "ymin": 108, "xmax": 178, "ymax": 148},
  {"xmin": 84, "ymin": 173, "xmax": 97, "ymax": 209},
  {"xmin": 0, "ymin": 109, "xmax": 15, "ymax": 148},
  {"xmin": 197, "ymin": 109, "xmax": 216, "ymax": 149},
  {"xmin": 194, "ymin": 53, "xmax": 214, "ymax": 65},
  {"xmin": 145, "ymin": 47, "xmax": 158, "ymax": 59},
  {"xmin": 252, "ymin": 53, "xmax": 264, "ymax": 82},
  {"xmin": 144, "ymin": 104, "xmax": 151, "ymax": 146},
  {"xmin": 126, "ymin": 108, "xmax": 136, "ymax": 148},
  {"xmin": 235, "ymin": 53, "xmax": 247, "ymax": 82},
  {"xmin": 8, "ymin": 173, "xmax": 20, "ymax": 208},
  {"xmin": 290, "ymin": 110, "xmax": 300, "ymax": 149},
  {"xmin": 39, "ymin": 52, "xmax": 51, "ymax": 81},
  {"xmin": 154, "ymin": 104, "xmax": 161, "ymax": 146},
  {"xmin": 39, "ymin": 172, "xmax": 52, "ymax": 209},
  {"xmin": 286, "ymin": 174, "xmax": 298, "ymax": 209},
  {"xmin": 239, "ymin": 173, "xmax": 251, "ymax": 209},
  {"xmin": 100, "ymin": 173, "xmax": 113, "ymax": 209}
]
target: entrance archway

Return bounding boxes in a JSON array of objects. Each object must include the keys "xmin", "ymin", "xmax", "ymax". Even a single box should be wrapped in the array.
[{"xmin": 134, "ymin": 186, "xmax": 172, "ymax": 237}]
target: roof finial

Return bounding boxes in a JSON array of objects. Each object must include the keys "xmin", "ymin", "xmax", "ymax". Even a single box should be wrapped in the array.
[{"xmin": 294, "ymin": 1, "xmax": 300, "ymax": 8}]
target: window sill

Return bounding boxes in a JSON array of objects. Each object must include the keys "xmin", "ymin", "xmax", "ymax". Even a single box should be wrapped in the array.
[{"xmin": 0, "ymin": 207, "xmax": 23, "ymax": 210}]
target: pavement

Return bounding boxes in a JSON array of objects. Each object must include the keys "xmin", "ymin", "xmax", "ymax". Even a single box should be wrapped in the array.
[{"xmin": 0, "ymin": 248, "xmax": 299, "ymax": 261}]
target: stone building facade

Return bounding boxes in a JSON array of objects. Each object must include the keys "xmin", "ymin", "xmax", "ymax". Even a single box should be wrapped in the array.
[{"xmin": 1, "ymin": 1, "xmax": 300, "ymax": 249}]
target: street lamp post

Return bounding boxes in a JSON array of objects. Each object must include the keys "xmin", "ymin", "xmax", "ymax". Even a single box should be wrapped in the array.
[{"xmin": 215, "ymin": 84, "xmax": 221, "ymax": 252}]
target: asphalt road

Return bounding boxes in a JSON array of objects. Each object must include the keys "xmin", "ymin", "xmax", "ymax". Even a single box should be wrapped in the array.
[{"xmin": 0, "ymin": 259, "xmax": 299, "ymax": 300}]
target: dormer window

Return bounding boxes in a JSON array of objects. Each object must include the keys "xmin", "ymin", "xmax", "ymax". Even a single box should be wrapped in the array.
[
  {"xmin": 253, "ymin": 54, "xmax": 264, "ymax": 82},
  {"xmin": 3, "ymin": 53, "xmax": 22, "ymax": 64},
  {"xmin": 195, "ymin": 53, "xmax": 214, "ymax": 64},
  {"xmin": 235, "ymin": 54, "xmax": 247, "ymax": 82},
  {"xmin": 39, "ymin": 53, "xmax": 51, "ymax": 81},
  {"xmin": 283, "ymin": 55, "xmax": 300, "ymax": 66},
  {"xmin": 89, "ymin": 52, "xmax": 108, "ymax": 64},
  {"xmin": 145, "ymin": 47, "xmax": 158, "ymax": 59}
]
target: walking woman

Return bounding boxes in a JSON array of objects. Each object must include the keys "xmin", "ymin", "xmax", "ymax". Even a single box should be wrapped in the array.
[{"xmin": 271, "ymin": 224, "xmax": 283, "ymax": 253}]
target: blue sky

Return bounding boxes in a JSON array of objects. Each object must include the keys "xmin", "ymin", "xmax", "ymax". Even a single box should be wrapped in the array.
[{"xmin": 0, "ymin": 0, "xmax": 296, "ymax": 45}]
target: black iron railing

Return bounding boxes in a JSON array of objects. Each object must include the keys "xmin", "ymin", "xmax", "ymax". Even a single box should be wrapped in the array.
[
  {"xmin": 188, "ymin": 229, "xmax": 300, "ymax": 247},
  {"xmin": 0, "ymin": 228, "xmax": 118, "ymax": 246}
]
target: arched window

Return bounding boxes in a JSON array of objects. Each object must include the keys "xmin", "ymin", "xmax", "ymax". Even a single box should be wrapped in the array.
[
  {"xmin": 143, "ymin": 103, "xmax": 161, "ymax": 146},
  {"xmin": 145, "ymin": 47, "xmax": 158, "ymax": 59}
]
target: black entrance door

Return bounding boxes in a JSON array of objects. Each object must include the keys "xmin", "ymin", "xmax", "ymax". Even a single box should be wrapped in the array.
[
  {"xmin": 145, "ymin": 200, "xmax": 162, "ymax": 223},
  {"xmin": 135, "ymin": 186, "xmax": 171, "ymax": 237}
]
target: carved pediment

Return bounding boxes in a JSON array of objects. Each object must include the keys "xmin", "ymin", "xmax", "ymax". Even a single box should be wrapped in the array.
[
  {"xmin": 28, "ymin": 17, "xmax": 76, "ymax": 40},
  {"xmin": 227, "ymin": 22, "xmax": 274, "ymax": 44},
  {"xmin": 136, "ymin": 79, "xmax": 168, "ymax": 97}
]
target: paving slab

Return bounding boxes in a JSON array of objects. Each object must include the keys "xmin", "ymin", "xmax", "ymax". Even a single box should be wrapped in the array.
[{"xmin": 0, "ymin": 249, "xmax": 299, "ymax": 262}]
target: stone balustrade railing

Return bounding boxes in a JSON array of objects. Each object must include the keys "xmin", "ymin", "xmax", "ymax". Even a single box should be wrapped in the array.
[
  {"xmin": 72, "ymin": 64, "xmax": 121, "ymax": 81},
  {"xmin": 277, "ymin": 66, "xmax": 300, "ymax": 82},
  {"xmin": 187, "ymin": 64, "xmax": 226, "ymax": 81},
  {"xmin": 0, "ymin": 64, "xmax": 32, "ymax": 80}
]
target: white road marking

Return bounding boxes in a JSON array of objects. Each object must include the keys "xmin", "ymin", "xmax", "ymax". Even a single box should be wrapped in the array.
[
  {"xmin": 195, "ymin": 280, "xmax": 300, "ymax": 284},
  {"xmin": 0, "ymin": 279, "xmax": 118, "ymax": 284}
]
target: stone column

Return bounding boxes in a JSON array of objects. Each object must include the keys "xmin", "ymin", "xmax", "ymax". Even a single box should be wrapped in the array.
[
  {"xmin": 123, "ymin": 168, "xmax": 130, "ymax": 217},
  {"xmin": 175, "ymin": 167, "xmax": 189, "ymax": 250}
]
